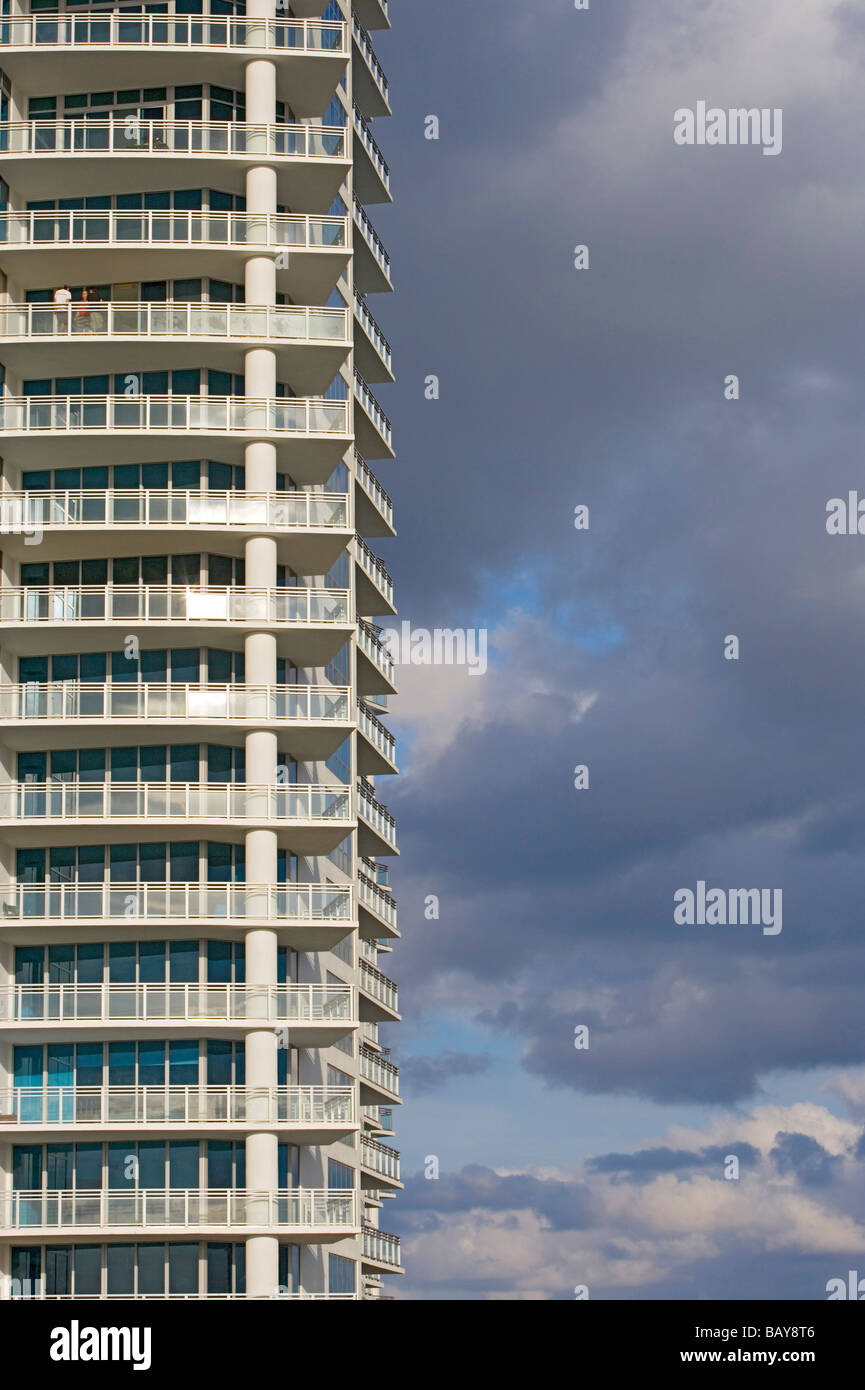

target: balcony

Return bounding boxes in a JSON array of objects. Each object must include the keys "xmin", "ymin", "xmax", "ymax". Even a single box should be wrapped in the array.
[
  {"xmin": 0, "ymin": 488, "xmax": 350, "ymax": 570},
  {"xmin": 0, "ymin": 982, "xmax": 356, "ymax": 1044},
  {"xmin": 358, "ymin": 869, "xmax": 398, "ymax": 938},
  {"xmin": 0, "ymin": 212, "xmax": 350, "ymax": 305},
  {"xmin": 353, "ymin": 197, "xmax": 392, "ymax": 294},
  {"xmin": 0, "ymin": 1086, "xmax": 356, "ymax": 1142},
  {"xmin": 360, "ymin": 1044, "xmax": 400, "ymax": 1102},
  {"xmin": 0, "ymin": 683, "xmax": 351, "ymax": 759},
  {"xmin": 356, "ymin": 619, "xmax": 397, "ymax": 696},
  {"xmin": 2, "ymin": 121, "xmax": 349, "ymax": 209},
  {"xmin": 3, "ymin": 1292, "xmax": 362, "ymax": 1301},
  {"xmin": 352, "ymin": 103, "xmax": 391, "ymax": 203},
  {"xmin": 360, "ymin": 1137, "xmax": 401, "ymax": 1188},
  {"xmin": 358, "ymin": 778, "xmax": 397, "ymax": 855},
  {"xmin": 0, "ymin": 303, "xmax": 350, "ymax": 396},
  {"xmin": 0, "ymin": 781, "xmax": 353, "ymax": 855},
  {"xmin": 362, "ymin": 1104, "xmax": 393, "ymax": 1137},
  {"xmin": 0, "ymin": 1189, "xmax": 358, "ymax": 1238},
  {"xmin": 1, "ymin": 880, "xmax": 353, "ymax": 951},
  {"xmin": 357, "ymin": 700, "xmax": 397, "ymax": 776},
  {"xmin": 359, "ymin": 960, "xmax": 399, "ymax": 1022},
  {"xmin": 353, "ymin": 453, "xmax": 394, "ymax": 540},
  {"xmin": 353, "ymin": 0, "xmax": 390, "ymax": 32},
  {"xmin": 0, "ymin": 587, "xmax": 352, "ymax": 666},
  {"xmin": 0, "ymin": 396, "xmax": 350, "ymax": 482},
  {"xmin": 362, "ymin": 1224, "xmax": 403, "ymax": 1272},
  {"xmin": 353, "ymin": 536, "xmax": 395, "ymax": 617},
  {"xmin": 352, "ymin": 16, "xmax": 390, "ymax": 117},
  {"xmin": 354, "ymin": 372, "xmax": 394, "ymax": 459},
  {"xmin": 353, "ymin": 293, "xmax": 393, "ymax": 384},
  {"xmin": 0, "ymin": 17, "xmax": 348, "ymax": 115}
]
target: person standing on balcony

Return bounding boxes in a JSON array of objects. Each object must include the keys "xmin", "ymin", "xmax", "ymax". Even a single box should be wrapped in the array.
[
  {"xmin": 74, "ymin": 286, "xmax": 92, "ymax": 333},
  {"xmin": 53, "ymin": 283, "xmax": 71, "ymax": 331},
  {"xmin": 87, "ymin": 285, "xmax": 106, "ymax": 332}
]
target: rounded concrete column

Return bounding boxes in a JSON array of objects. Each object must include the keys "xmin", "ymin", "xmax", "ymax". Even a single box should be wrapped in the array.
[{"xmin": 242, "ymin": 28, "xmax": 282, "ymax": 1302}]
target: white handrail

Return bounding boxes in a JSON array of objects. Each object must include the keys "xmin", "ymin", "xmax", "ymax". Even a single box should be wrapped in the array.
[
  {"xmin": 357, "ymin": 701, "xmax": 397, "ymax": 760},
  {"xmin": 353, "ymin": 295, "xmax": 393, "ymax": 372},
  {"xmin": 0, "ymin": 394, "xmax": 350, "ymax": 436},
  {"xmin": 4, "ymin": 119, "xmax": 347, "ymax": 159},
  {"xmin": 0, "ymin": 303, "xmax": 349, "ymax": 343},
  {"xmin": 0, "ymin": 681, "xmax": 351, "ymax": 723},
  {"xmin": 361, "ymin": 1137, "xmax": 400, "ymax": 1181},
  {"xmin": 0, "ymin": 881, "xmax": 354, "ymax": 923},
  {"xmin": 352, "ymin": 15, "xmax": 389, "ymax": 98},
  {"xmin": 0, "ymin": 1187, "xmax": 358, "ymax": 1230},
  {"xmin": 0, "ymin": 489, "xmax": 349, "ymax": 531},
  {"xmin": 1, "ymin": 15, "xmax": 348, "ymax": 53},
  {"xmin": 0, "ymin": 780, "xmax": 352, "ymax": 823},
  {"xmin": 0, "ymin": 585, "xmax": 351, "ymax": 625},
  {"xmin": 359, "ymin": 960, "xmax": 399, "ymax": 1010},
  {"xmin": 353, "ymin": 375, "xmax": 393, "ymax": 450},
  {"xmin": 0, "ymin": 210, "xmax": 348, "ymax": 249},
  {"xmin": 358, "ymin": 871, "xmax": 397, "ymax": 927},
  {"xmin": 353, "ymin": 198, "xmax": 392, "ymax": 278},
  {"xmin": 0, "ymin": 986, "xmax": 355, "ymax": 1026},
  {"xmin": 357, "ymin": 619, "xmax": 396, "ymax": 682}
]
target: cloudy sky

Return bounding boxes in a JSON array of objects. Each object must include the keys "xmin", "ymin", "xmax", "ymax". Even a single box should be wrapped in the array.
[{"xmin": 368, "ymin": 0, "xmax": 865, "ymax": 1299}]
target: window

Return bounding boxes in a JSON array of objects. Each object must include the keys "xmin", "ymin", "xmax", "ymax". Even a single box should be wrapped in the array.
[
  {"xmin": 328, "ymin": 1159, "xmax": 355, "ymax": 1190},
  {"xmin": 106, "ymin": 1245, "xmax": 135, "ymax": 1296},
  {"xmin": 206, "ymin": 1242, "xmax": 244, "ymax": 1295},
  {"xmin": 279, "ymin": 1245, "xmax": 300, "ymax": 1293},
  {"xmin": 328, "ymin": 1253, "xmax": 356, "ymax": 1295}
]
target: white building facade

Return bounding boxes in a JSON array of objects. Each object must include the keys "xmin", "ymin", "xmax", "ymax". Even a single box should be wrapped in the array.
[{"xmin": 0, "ymin": 0, "xmax": 400, "ymax": 1301}]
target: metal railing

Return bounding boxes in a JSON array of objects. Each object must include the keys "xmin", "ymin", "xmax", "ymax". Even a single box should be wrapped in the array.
[
  {"xmin": 362, "ymin": 1224, "xmax": 401, "ymax": 1267},
  {"xmin": 357, "ymin": 700, "xmax": 396, "ymax": 764},
  {"xmin": 359, "ymin": 936, "xmax": 378, "ymax": 964},
  {"xmin": 0, "ymin": 881, "xmax": 353, "ymax": 924},
  {"xmin": 0, "ymin": 15, "xmax": 348, "ymax": 53},
  {"xmin": 359, "ymin": 960, "xmax": 398, "ymax": 1013},
  {"xmin": 357, "ymin": 871, "xmax": 397, "ymax": 928},
  {"xmin": 2, "ymin": 120, "xmax": 347, "ymax": 160},
  {"xmin": 352, "ymin": 16, "xmax": 389, "ymax": 101},
  {"xmin": 0, "ymin": 209, "xmax": 347, "ymax": 250},
  {"xmin": 357, "ymin": 618, "xmax": 395, "ymax": 684},
  {"xmin": 0, "ymin": 489, "xmax": 349, "ymax": 533},
  {"xmin": 353, "ymin": 294, "xmax": 392, "ymax": 374},
  {"xmin": 358, "ymin": 779, "xmax": 397, "ymax": 847},
  {"xmin": 0, "ymin": 682, "xmax": 350, "ymax": 725},
  {"xmin": 353, "ymin": 197, "xmax": 391, "ymax": 281},
  {"xmin": 0, "ymin": 1188, "xmax": 358, "ymax": 1231},
  {"xmin": 360, "ymin": 1045, "xmax": 399, "ymax": 1096},
  {"xmin": 0, "ymin": 585, "xmax": 351, "ymax": 626},
  {"xmin": 0, "ymin": 984, "xmax": 355, "ymax": 1026},
  {"xmin": 0, "ymin": 394, "xmax": 349, "ymax": 437},
  {"xmin": 0, "ymin": 1086, "xmax": 354, "ymax": 1128},
  {"xmin": 354, "ymin": 371, "xmax": 392, "ymax": 449},
  {"xmin": 361, "ymin": 1137, "xmax": 400, "ymax": 1182},
  {"xmin": 352, "ymin": 102, "xmax": 390, "ymax": 191},
  {"xmin": 354, "ymin": 451, "xmax": 393, "ymax": 527},
  {"xmin": 0, "ymin": 302, "xmax": 348, "ymax": 344},
  {"xmin": 353, "ymin": 536, "xmax": 394, "ymax": 606},
  {"xmin": 3, "ymin": 1292, "xmax": 361, "ymax": 1301},
  {"xmin": 0, "ymin": 780, "xmax": 352, "ymax": 824}
]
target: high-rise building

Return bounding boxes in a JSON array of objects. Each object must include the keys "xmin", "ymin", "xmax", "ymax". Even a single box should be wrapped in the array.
[{"xmin": 0, "ymin": 0, "xmax": 400, "ymax": 1302}]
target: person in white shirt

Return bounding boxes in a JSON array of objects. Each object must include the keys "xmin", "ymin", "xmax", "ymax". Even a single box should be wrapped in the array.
[{"xmin": 53, "ymin": 284, "xmax": 71, "ymax": 331}]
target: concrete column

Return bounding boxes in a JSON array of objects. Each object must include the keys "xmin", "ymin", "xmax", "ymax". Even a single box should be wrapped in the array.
[{"xmin": 243, "ymin": 24, "xmax": 282, "ymax": 1301}]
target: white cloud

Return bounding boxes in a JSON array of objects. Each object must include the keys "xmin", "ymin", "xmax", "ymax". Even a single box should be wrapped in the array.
[
  {"xmin": 389, "ymin": 613, "xmax": 598, "ymax": 773},
  {"xmin": 398, "ymin": 1096, "xmax": 865, "ymax": 1299}
]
